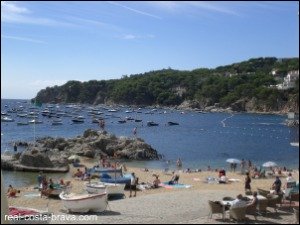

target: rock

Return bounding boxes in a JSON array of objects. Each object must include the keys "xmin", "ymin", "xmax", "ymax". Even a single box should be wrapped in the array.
[{"xmin": 19, "ymin": 151, "xmax": 53, "ymax": 168}]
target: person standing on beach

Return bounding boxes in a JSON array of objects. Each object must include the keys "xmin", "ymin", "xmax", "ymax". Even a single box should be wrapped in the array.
[
  {"xmin": 241, "ymin": 159, "xmax": 246, "ymax": 174},
  {"xmin": 129, "ymin": 172, "xmax": 138, "ymax": 197},
  {"xmin": 245, "ymin": 172, "xmax": 252, "ymax": 193},
  {"xmin": 176, "ymin": 158, "xmax": 182, "ymax": 168}
]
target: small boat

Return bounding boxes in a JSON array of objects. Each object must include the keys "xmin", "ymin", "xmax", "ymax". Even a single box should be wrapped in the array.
[
  {"xmin": 290, "ymin": 142, "xmax": 299, "ymax": 147},
  {"xmin": 85, "ymin": 182, "xmax": 125, "ymax": 197},
  {"xmin": 72, "ymin": 116, "xmax": 85, "ymax": 123},
  {"xmin": 9, "ymin": 206, "xmax": 52, "ymax": 224},
  {"xmin": 108, "ymin": 109, "xmax": 118, "ymax": 112},
  {"xmin": 125, "ymin": 117, "xmax": 134, "ymax": 121},
  {"xmin": 17, "ymin": 122, "xmax": 29, "ymax": 126},
  {"xmin": 118, "ymin": 120, "xmax": 126, "ymax": 124},
  {"xmin": 168, "ymin": 121, "xmax": 179, "ymax": 126},
  {"xmin": 93, "ymin": 168, "xmax": 123, "ymax": 173},
  {"xmin": 17, "ymin": 113, "xmax": 28, "ymax": 117},
  {"xmin": 29, "ymin": 119, "xmax": 43, "ymax": 124},
  {"xmin": 125, "ymin": 110, "xmax": 133, "ymax": 113},
  {"xmin": 147, "ymin": 121, "xmax": 159, "ymax": 126},
  {"xmin": 59, "ymin": 192, "xmax": 108, "ymax": 213},
  {"xmin": 48, "ymin": 184, "xmax": 72, "ymax": 197},
  {"xmin": 52, "ymin": 119, "xmax": 63, "ymax": 125},
  {"xmin": 100, "ymin": 176, "xmax": 131, "ymax": 185},
  {"xmin": 1, "ymin": 116, "xmax": 15, "ymax": 122},
  {"xmin": 135, "ymin": 119, "xmax": 142, "ymax": 122}
]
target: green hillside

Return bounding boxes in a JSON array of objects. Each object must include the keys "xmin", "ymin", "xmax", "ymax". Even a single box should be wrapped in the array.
[{"xmin": 34, "ymin": 57, "xmax": 299, "ymax": 113}]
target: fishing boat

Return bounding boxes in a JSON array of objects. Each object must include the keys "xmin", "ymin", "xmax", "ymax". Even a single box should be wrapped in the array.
[
  {"xmin": 100, "ymin": 173, "xmax": 131, "ymax": 186},
  {"xmin": 85, "ymin": 182, "xmax": 125, "ymax": 197},
  {"xmin": 8, "ymin": 206, "xmax": 52, "ymax": 224},
  {"xmin": 59, "ymin": 192, "xmax": 108, "ymax": 213}
]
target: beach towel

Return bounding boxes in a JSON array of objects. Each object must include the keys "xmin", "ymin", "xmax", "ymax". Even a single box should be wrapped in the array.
[
  {"xmin": 24, "ymin": 193, "xmax": 41, "ymax": 198},
  {"xmin": 159, "ymin": 182, "xmax": 191, "ymax": 189}
]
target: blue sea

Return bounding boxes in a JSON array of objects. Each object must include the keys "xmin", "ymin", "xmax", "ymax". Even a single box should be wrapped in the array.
[{"xmin": 1, "ymin": 99, "xmax": 299, "ymax": 187}]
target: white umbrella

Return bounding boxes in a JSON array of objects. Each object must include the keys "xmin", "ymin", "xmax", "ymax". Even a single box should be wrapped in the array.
[
  {"xmin": 226, "ymin": 158, "xmax": 241, "ymax": 164},
  {"xmin": 262, "ymin": 161, "xmax": 277, "ymax": 168}
]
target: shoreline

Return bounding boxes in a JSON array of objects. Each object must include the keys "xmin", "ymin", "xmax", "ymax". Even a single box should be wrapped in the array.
[{"xmin": 5, "ymin": 158, "xmax": 299, "ymax": 224}]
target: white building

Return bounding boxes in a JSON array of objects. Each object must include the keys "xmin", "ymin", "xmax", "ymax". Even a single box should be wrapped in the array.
[{"xmin": 276, "ymin": 70, "xmax": 299, "ymax": 90}]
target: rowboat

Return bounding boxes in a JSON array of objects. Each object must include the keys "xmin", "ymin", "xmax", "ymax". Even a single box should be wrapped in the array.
[
  {"xmin": 59, "ymin": 192, "xmax": 108, "ymax": 213},
  {"xmin": 85, "ymin": 182, "xmax": 125, "ymax": 197}
]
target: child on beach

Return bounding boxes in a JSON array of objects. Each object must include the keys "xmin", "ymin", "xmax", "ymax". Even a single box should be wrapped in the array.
[{"xmin": 7, "ymin": 185, "xmax": 19, "ymax": 198}]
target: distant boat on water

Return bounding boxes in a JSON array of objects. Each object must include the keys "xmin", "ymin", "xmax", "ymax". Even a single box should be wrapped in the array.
[
  {"xmin": 168, "ymin": 121, "xmax": 179, "ymax": 126},
  {"xmin": 147, "ymin": 121, "xmax": 159, "ymax": 126},
  {"xmin": 1, "ymin": 116, "xmax": 14, "ymax": 122},
  {"xmin": 290, "ymin": 142, "xmax": 299, "ymax": 147}
]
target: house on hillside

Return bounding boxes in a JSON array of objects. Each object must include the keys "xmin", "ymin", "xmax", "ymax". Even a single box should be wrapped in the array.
[{"xmin": 275, "ymin": 70, "xmax": 299, "ymax": 90}]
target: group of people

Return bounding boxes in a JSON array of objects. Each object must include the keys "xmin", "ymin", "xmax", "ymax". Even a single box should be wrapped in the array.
[
  {"xmin": 230, "ymin": 192, "xmax": 258, "ymax": 209},
  {"xmin": 37, "ymin": 172, "xmax": 71, "ymax": 198},
  {"xmin": 73, "ymin": 167, "xmax": 91, "ymax": 181}
]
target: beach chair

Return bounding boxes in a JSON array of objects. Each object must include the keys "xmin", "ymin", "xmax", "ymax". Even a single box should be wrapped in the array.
[
  {"xmin": 285, "ymin": 193, "xmax": 299, "ymax": 207},
  {"xmin": 294, "ymin": 208, "xmax": 299, "ymax": 223},
  {"xmin": 208, "ymin": 200, "xmax": 224, "ymax": 220},
  {"xmin": 267, "ymin": 195, "xmax": 280, "ymax": 213},
  {"xmin": 257, "ymin": 199, "xmax": 268, "ymax": 215},
  {"xmin": 246, "ymin": 204, "xmax": 258, "ymax": 220},
  {"xmin": 223, "ymin": 197, "xmax": 234, "ymax": 201},
  {"xmin": 257, "ymin": 188, "xmax": 270, "ymax": 198},
  {"xmin": 229, "ymin": 207, "xmax": 246, "ymax": 222}
]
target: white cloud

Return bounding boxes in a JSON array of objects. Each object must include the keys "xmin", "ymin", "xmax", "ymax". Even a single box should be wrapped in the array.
[
  {"xmin": 107, "ymin": 1, "xmax": 162, "ymax": 19},
  {"xmin": 120, "ymin": 34, "xmax": 155, "ymax": 40},
  {"xmin": 146, "ymin": 1, "xmax": 239, "ymax": 16},
  {"xmin": 1, "ymin": 1, "xmax": 77, "ymax": 27},
  {"xmin": 1, "ymin": 35, "xmax": 47, "ymax": 44},
  {"xmin": 1, "ymin": 1, "xmax": 30, "ymax": 14}
]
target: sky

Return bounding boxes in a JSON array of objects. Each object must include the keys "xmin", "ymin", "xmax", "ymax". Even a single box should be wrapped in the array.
[{"xmin": 1, "ymin": 1, "xmax": 299, "ymax": 99}]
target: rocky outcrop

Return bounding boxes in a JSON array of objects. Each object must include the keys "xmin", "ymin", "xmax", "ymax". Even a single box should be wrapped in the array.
[
  {"xmin": 19, "ymin": 150, "xmax": 54, "ymax": 167},
  {"xmin": 1, "ymin": 129, "xmax": 160, "ymax": 172}
]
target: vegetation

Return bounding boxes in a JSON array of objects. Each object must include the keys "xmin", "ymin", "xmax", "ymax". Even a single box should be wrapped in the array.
[{"xmin": 33, "ymin": 57, "xmax": 299, "ymax": 112}]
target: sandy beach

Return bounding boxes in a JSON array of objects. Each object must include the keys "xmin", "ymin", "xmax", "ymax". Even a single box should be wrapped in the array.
[{"xmin": 6, "ymin": 157, "xmax": 299, "ymax": 224}]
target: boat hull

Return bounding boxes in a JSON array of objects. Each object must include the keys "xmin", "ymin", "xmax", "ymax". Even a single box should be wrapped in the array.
[
  {"xmin": 59, "ymin": 192, "xmax": 108, "ymax": 213},
  {"xmin": 85, "ymin": 182, "xmax": 125, "ymax": 196}
]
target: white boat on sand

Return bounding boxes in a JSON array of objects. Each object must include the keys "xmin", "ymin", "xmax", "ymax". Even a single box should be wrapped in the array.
[
  {"xmin": 85, "ymin": 182, "xmax": 125, "ymax": 197},
  {"xmin": 59, "ymin": 192, "xmax": 108, "ymax": 213}
]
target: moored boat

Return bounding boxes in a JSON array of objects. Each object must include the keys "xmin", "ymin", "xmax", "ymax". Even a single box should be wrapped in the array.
[
  {"xmin": 147, "ymin": 121, "xmax": 159, "ymax": 126},
  {"xmin": 1, "ymin": 116, "xmax": 15, "ymax": 122},
  {"xmin": 168, "ymin": 121, "xmax": 179, "ymax": 126}
]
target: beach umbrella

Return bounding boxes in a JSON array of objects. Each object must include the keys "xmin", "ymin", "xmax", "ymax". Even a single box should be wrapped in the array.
[
  {"xmin": 226, "ymin": 158, "xmax": 241, "ymax": 164},
  {"xmin": 262, "ymin": 161, "xmax": 277, "ymax": 168},
  {"xmin": 68, "ymin": 155, "xmax": 79, "ymax": 161}
]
